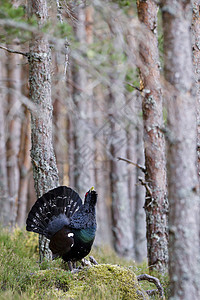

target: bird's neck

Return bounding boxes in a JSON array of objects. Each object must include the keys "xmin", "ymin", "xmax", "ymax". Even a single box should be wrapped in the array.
[
  {"xmin": 74, "ymin": 227, "xmax": 96, "ymax": 243},
  {"xmin": 69, "ymin": 206, "xmax": 96, "ymax": 229}
]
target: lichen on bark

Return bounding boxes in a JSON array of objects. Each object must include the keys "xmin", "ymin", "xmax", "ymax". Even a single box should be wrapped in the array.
[
  {"xmin": 28, "ymin": 0, "xmax": 59, "ymax": 261},
  {"xmin": 161, "ymin": 0, "xmax": 200, "ymax": 298},
  {"xmin": 137, "ymin": 0, "xmax": 168, "ymax": 274}
]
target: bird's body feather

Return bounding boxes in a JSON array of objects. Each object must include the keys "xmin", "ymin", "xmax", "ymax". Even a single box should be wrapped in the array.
[{"xmin": 26, "ymin": 186, "xmax": 97, "ymax": 264}]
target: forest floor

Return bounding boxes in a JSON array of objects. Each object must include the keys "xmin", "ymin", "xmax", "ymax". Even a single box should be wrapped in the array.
[{"xmin": 0, "ymin": 227, "xmax": 169, "ymax": 299}]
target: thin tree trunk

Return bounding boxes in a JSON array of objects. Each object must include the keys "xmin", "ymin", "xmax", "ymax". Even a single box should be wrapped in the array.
[
  {"xmin": 94, "ymin": 85, "xmax": 112, "ymax": 246},
  {"xmin": 6, "ymin": 48, "xmax": 21, "ymax": 226},
  {"xmin": 109, "ymin": 86, "xmax": 134, "ymax": 258},
  {"xmin": 53, "ymin": 91, "xmax": 67, "ymax": 185},
  {"xmin": 108, "ymin": 15, "xmax": 134, "ymax": 258},
  {"xmin": 16, "ymin": 108, "xmax": 31, "ymax": 227},
  {"xmin": 0, "ymin": 51, "xmax": 9, "ymax": 225},
  {"xmin": 161, "ymin": 0, "xmax": 200, "ymax": 298},
  {"xmin": 66, "ymin": 65, "xmax": 75, "ymax": 188},
  {"xmin": 137, "ymin": 0, "xmax": 168, "ymax": 273},
  {"xmin": 72, "ymin": 2, "xmax": 95, "ymax": 196},
  {"xmin": 126, "ymin": 92, "xmax": 139, "ymax": 260},
  {"xmin": 135, "ymin": 93, "xmax": 147, "ymax": 262},
  {"xmin": 28, "ymin": 0, "xmax": 59, "ymax": 261}
]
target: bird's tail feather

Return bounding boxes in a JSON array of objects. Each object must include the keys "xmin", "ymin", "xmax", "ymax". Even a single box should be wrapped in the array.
[{"xmin": 26, "ymin": 186, "xmax": 82, "ymax": 238}]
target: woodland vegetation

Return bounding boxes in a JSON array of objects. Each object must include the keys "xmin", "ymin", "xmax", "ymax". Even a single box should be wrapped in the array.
[{"xmin": 0, "ymin": 0, "xmax": 200, "ymax": 299}]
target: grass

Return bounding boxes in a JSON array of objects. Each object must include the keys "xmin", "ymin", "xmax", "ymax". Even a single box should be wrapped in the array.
[{"xmin": 0, "ymin": 227, "xmax": 169, "ymax": 299}]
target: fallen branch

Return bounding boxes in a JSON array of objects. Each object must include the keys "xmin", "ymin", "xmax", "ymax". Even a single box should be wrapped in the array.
[
  {"xmin": 117, "ymin": 157, "xmax": 146, "ymax": 173},
  {"xmin": 137, "ymin": 274, "xmax": 165, "ymax": 299}
]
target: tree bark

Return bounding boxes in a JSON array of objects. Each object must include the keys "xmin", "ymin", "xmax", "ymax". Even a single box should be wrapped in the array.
[
  {"xmin": 108, "ymin": 16, "xmax": 134, "ymax": 258},
  {"xmin": 28, "ymin": 0, "xmax": 59, "ymax": 261},
  {"xmin": 72, "ymin": 2, "xmax": 95, "ymax": 197},
  {"xmin": 135, "ymin": 94, "xmax": 147, "ymax": 262},
  {"xmin": 137, "ymin": 0, "xmax": 168, "ymax": 273},
  {"xmin": 53, "ymin": 98, "xmax": 67, "ymax": 185},
  {"xmin": 16, "ymin": 108, "xmax": 31, "ymax": 227},
  {"xmin": 109, "ymin": 93, "xmax": 134, "ymax": 257},
  {"xmin": 161, "ymin": 0, "xmax": 200, "ymax": 298},
  {"xmin": 94, "ymin": 85, "xmax": 112, "ymax": 247},
  {"xmin": 192, "ymin": 0, "xmax": 200, "ymax": 245},
  {"xmin": 0, "ymin": 51, "xmax": 9, "ymax": 225},
  {"xmin": 6, "ymin": 48, "xmax": 21, "ymax": 226}
]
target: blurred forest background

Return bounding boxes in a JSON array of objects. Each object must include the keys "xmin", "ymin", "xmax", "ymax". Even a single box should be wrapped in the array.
[
  {"xmin": 0, "ymin": 0, "xmax": 147, "ymax": 261},
  {"xmin": 0, "ymin": 0, "xmax": 200, "ymax": 298}
]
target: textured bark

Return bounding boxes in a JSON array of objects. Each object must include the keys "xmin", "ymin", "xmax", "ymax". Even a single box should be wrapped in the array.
[
  {"xmin": 161, "ymin": 0, "xmax": 200, "ymax": 298},
  {"xmin": 137, "ymin": 0, "xmax": 168, "ymax": 273},
  {"xmin": 28, "ymin": 0, "xmax": 59, "ymax": 261},
  {"xmin": 6, "ymin": 48, "xmax": 21, "ymax": 226},
  {"xmin": 16, "ymin": 108, "xmax": 31, "ymax": 227},
  {"xmin": 72, "ymin": 2, "xmax": 95, "ymax": 197},
  {"xmin": 0, "ymin": 51, "xmax": 9, "ymax": 225},
  {"xmin": 192, "ymin": 0, "xmax": 200, "ymax": 245}
]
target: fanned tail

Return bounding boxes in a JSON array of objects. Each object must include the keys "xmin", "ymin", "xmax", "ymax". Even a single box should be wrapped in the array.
[{"xmin": 26, "ymin": 186, "xmax": 82, "ymax": 238}]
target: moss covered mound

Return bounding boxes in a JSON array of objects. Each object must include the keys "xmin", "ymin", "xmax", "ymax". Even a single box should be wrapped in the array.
[
  {"xmin": 72, "ymin": 264, "xmax": 150, "ymax": 299},
  {"xmin": 22, "ymin": 264, "xmax": 149, "ymax": 299}
]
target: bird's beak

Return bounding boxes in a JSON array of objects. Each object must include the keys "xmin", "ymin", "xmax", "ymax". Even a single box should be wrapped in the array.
[{"xmin": 90, "ymin": 186, "xmax": 94, "ymax": 191}]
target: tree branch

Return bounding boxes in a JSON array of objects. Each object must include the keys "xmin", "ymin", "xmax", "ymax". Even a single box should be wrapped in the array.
[
  {"xmin": 117, "ymin": 157, "xmax": 146, "ymax": 173},
  {"xmin": 137, "ymin": 274, "xmax": 165, "ymax": 299},
  {"xmin": 0, "ymin": 19, "xmax": 70, "ymax": 50},
  {"xmin": 124, "ymin": 81, "xmax": 142, "ymax": 92},
  {"xmin": 138, "ymin": 176, "xmax": 153, "ymax": 198},
  {"xmin": 55, "ymin": 0, "xmax": 70, "ymax": 78},
  {"xmin": 0, "ymin": 45, "xmax": 28, "ymax": 56}
]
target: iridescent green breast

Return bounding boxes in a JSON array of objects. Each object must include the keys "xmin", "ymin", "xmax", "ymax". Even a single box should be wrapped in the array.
[{"xmin": 76, "ymin": 227, "xmax": 96, "ymax": 243}]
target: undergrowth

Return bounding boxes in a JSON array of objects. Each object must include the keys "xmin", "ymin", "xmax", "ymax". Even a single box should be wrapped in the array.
[{"xmin": 0, "ymin": 227, "xmax": 169, "ymax": 299}]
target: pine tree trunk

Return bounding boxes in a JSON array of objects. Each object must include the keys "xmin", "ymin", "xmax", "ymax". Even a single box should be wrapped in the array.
[
  {"xmin": 109, "ymin": 86, "xmax": 134, "ymax": 258},
  {"xmin": 28, "ymin": 0, "xmax": 59, "ymax": 261},
  {"xmin": 6, "ymin": 48, "xmax": 21, "ymax": 226},
  {"xmin": 192, "ymin": 1, "xmax": 200, "ymax": 245},
  {"xmin": 0, "ymin": 51, "xmax": 9, "ymax": 225},
  {"xmin": 126, "ymin": 91, "xmax": 146, "ymax": 261},
  {"xmin": 135, "ymin": 94, "xmax": 147, "ymax": 262},
  {"xmin": 53, "ymin": 90, "xmax": 67, "ymax": 185},
  {"xmin": 108, "ymin": 14, "xmax": 134, "ymax": 258},
  {"xmin": 137, "ymin": 0, "xmax": 168, "ymax": 273},
  {"xmin": 72, "ymin": 2, "xmax": 95, "ymax": 196},
  {"xmin": 127, "ymin": 125, "xmax": 137, "ymax": 259},
  {"xmin": 161, "ymin": 0, "xmax": 200, "ymax": 298},
  {"xmin": 94, "ymin": 85, "xmax": 112, "ymax": 246},
  {"xmin": 16, "ymin": 108, "xmax": 31, "ymax": 227},
  {"xmin": 66, "ymin": 65, "xmax": 75, "ymax": 188}
]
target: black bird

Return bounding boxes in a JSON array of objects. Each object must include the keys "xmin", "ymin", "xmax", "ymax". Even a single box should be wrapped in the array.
[{"xmin": 26, "ymin": 186, "xmax": 97, "ymax": 269}]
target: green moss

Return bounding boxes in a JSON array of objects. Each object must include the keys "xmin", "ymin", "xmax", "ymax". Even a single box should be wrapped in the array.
[
  {"xmin": 21, "ymin": 269, "xmax": 72, "ymax": 291},
  {"xmin": 0, "ymin": 228, "xmax": 168, "ymax": 299},
  {"xmin": 68, "ymin": 264, "xmax": 149, "ymax": 299},
  {"xmin": 17, "ymin": 264, "xmax": 149, "ymax": 299}
]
